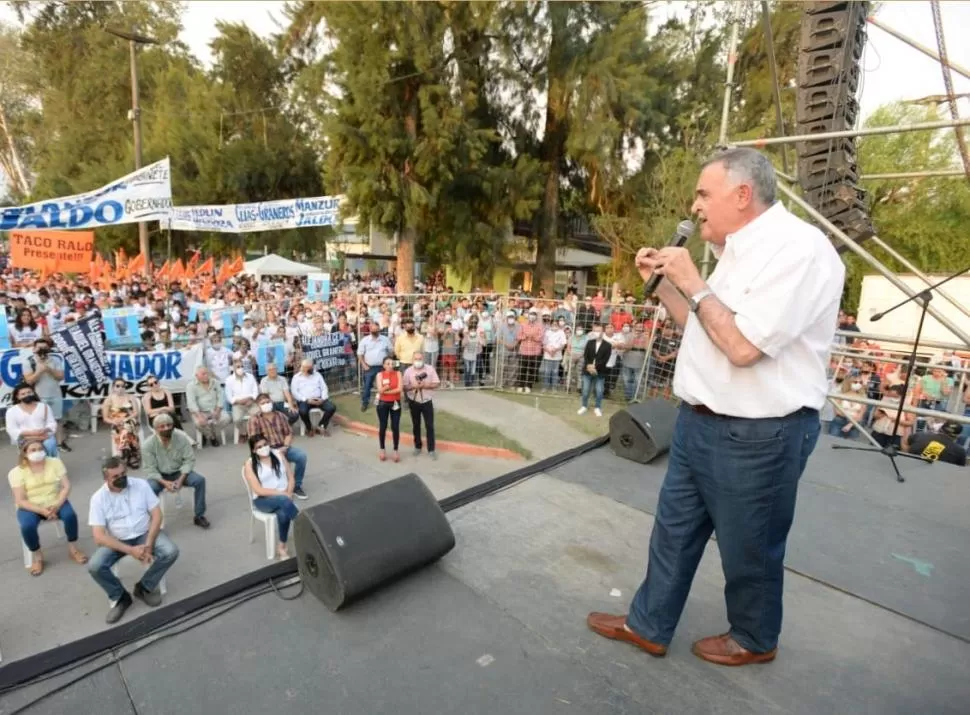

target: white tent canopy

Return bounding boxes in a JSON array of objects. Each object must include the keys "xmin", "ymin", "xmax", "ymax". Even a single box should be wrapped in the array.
[{"xmin": 242, "ymin": 253, "xmax": 320, "ymax": 278}]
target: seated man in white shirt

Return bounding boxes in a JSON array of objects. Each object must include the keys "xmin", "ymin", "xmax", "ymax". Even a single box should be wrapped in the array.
[
  {"xmin": 290, "ymin": 358, "xmax": 337, "ymax": 436},
  {"xmin": 88, "ymin": 456, "xmax": 180, "ymax": 624},
  {"xmin": 224, "ymin": 359, "xmax": 259, "ymax": 439}
]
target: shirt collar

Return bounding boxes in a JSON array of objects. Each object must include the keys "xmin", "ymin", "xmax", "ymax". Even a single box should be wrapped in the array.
[{"xmin": 717, "ymin": 202, "xmax": 785, "ymax": 260}]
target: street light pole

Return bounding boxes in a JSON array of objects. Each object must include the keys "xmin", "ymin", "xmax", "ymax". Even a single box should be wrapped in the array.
[{"xmin": 105, "ymin": 27, "xmax": 158, "ymax": 276}]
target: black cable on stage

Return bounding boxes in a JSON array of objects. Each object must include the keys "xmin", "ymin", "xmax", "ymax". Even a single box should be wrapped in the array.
[
  {"xmin": 0, "ymin": 434, "xmax": 609, "ymax": 697},
  {"xmin": 1, "ymin": 575, "xmax": 302, "ymax": 714}
]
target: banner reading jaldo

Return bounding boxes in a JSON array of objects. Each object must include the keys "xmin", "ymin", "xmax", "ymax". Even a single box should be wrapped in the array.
[
  {"xmin": 46, "ymin": 315, "xmax": 108, "ymax": 389},
  {"xmin": 0, "ymin": 158, "xmax": 172, "ymax": 231},
  {"xmin": 0, "ymin": 343, "xmax": 204, "ymax": 405},
  {"xmin": 300, "ymin": 333, "xmax": 351, "ymax": 371},
  {"xmin": 163, "ymin": 194, "xmax": 344, "ymax": 233},
  {"xmin": 9, "ymin": 229, "xmax": 94, "ymax": 274}
]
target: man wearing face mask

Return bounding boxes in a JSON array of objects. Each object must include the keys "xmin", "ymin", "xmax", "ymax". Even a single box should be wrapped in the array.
[
  {"xmin": 88, "ymin": 456, "xmax": 180, "ymax": 623},
  {"xmin": 248, "ymin": 393, "xmax": 310, "ymax": 499},
  {"xmin": 225, "ymin": 360, "xmax": 259, "ymax": 440},
  {"xmin": 578, "ymin": 325, "xmax": 612, "ymax": 417},
  {"xmin": 402, "ymin": 354, "xmax": 441, "ymax": 459},
  {"xmin": 142, "ymin": 414, "xmax": 211, "ymax": 529},
  {"xmin": 394, "ymin": 317, "xmax": 424, "ymax": 375},
  {"xmin": 23, "ymin": 338, "xmax": 69, "ymax": 452},
  {"xmin": 357, "ymin": 322, "xmax": 393, "ymax": 411},
  {"xmin": 498, "ymin": 310, "xmax": 520, "ymax": 389},
  {"xmin": 291, "ymin": 358, "xmax": 338, "ymax": 436},
  {"xmin": 516, "ymin": 308, "xmax": 544, "ymax": 393}
]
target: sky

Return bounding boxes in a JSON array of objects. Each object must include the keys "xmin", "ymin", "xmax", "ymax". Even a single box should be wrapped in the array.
[{"xmin": 173, "ymin": 0, "xmax": 970, "ymax": 123}]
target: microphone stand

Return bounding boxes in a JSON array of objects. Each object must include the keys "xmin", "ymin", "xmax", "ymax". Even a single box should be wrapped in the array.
[{"xmin": 831, "ymin": 264, "xmax": 970, "ymax": 482}]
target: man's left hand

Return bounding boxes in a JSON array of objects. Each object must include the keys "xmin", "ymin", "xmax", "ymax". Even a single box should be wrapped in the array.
[{"xmin": 639, "ymin": 247, "xmax": 704, "ymax": 295}]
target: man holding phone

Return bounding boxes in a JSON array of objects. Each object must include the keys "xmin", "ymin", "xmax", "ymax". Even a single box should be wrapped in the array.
[{"xmin": 402, "ymin": 354, "xmax": 440, "ymax": 460}]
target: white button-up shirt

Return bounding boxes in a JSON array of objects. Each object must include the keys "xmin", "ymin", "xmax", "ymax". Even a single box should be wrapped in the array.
[
  {"xmin": 673, "ymin": 202, "xmax": 844, "ymax": 418},
  {"xmin": 88, "ymin": 477, "xmax": 159, "ymax": 541},
  {"xmin": 290, "ymin": 371, "xmax": 329, "ymax": 402},
  {"xmin": 224, "ymin": 371, "xmax": 259, "ymax": 405}
]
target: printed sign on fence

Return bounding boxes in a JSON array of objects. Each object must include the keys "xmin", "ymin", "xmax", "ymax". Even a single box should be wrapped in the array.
[
  {"xmin": 101, "ymin": 308, "xmax": 142, "ymax": 347},
  {"xmin": 300, "ymin": 333, "xmax": 350, "ymax": 371},
  {"xmin": 307, "ymin": 272, "xmax": 331, "ymax": 303},
  {"xmin": 256, "ymin": 339, "xmax": 286, "ymax": 376},
  {"xmin": 0, "ymin": 312, "xmax": 10, "ymax": 350},
  {"xmin": 0, "ymin": 343, "xmax": 204, "ymax": 405},
  {"xmin": 162, "ymin": 195, "xmax": 344, "ymax": 233},
  {"xmin": 46, "ymin": 315, "xmax": 108, "ymax": 389},
  {"xmin": 0, "ymin": 158, "xmax": 172, "ymax": 231},
  {"xmin": 217, "ymin": 307, "xmax": 245, "ymax": 337},
  {"xmin": 9, "ymin": 229, "xmax": 95, "ymax": 274}
]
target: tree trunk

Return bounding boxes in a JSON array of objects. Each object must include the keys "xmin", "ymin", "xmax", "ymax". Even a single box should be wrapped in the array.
[
  {"xmin": 0, "ymin": 103, "xmax": 29, "ymax": 197},
  {"xmin": 535, "ymin": 6, "xmax": 568, "ymax": 297},
  {"xmin": 397, "ymin": 81, "xmax": 419, "ymax": 293}
]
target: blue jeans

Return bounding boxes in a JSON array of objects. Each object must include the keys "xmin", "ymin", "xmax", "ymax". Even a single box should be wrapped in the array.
[
  {"xmin": 88, "ymin": 531, "xmax": 179, "ymax": 601},
  {"xmin": 280, "ymin": 445, "xmax": 307, "ymax": 489},
  {"xmin": 41, "ymin": 435, "xmax": 59, "ymax": 458},
  {"xmin": 960, "ymin": 407, "xmax": 970, "ymax": 449},
  {"xmin": 627, "ymin": 405, "xmax": 820, "ymax": 653},
  {"xmin": 298, "ymin": 399, "xmax": 336, "ymax": 433},
  {"xmin": 361, "ymin": 365, "xmax": 382, "ymax": 407},
  {"xmin": 253, "ymin": 495, "xmax": 300, "ymax": 543},
  {"xmin": 580, "ymin": 374, "xmax": 605, "ymax": 409},
  {"xmin": 18, "ymin": 501, "xmax": 79, "ymax": 551},
  {"xmin": 463, "ymin": 359, "xmax": 477, "ymax": 387},
  {"xmin": 621, "ymin": 365, "xmax": 640, "ymax": 401},
  {"xmin": 148, "ymin": 471, "xmax": 207, "ymax": 518},
  {"xmin": 540, "ymin": 358, "xmax": 559, "ymax": 389},
  {"xmin": 827, "ymin": 415, "xmax": 856, "ymax": 439}
]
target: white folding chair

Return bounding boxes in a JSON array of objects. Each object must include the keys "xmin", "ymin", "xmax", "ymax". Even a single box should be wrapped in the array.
[
  {"xmin": 299, "ymin": 408, "xmax": 324, "ymax": 436},
  {"xmin": 21, "ymin": 518, "xmax": 65, "ymax": 568},
  {"xmin": 241, "ymin": 465, "xmax": 278, "ymax": 561},
  {"xmin": 192, "ymin": 421, "xmax": 227, "ymax": 449}
]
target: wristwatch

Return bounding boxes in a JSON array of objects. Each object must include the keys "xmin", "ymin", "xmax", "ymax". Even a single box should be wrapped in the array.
[{"xmin": 687, "ymin": 289, "xmax": 715, "ymax": 312}]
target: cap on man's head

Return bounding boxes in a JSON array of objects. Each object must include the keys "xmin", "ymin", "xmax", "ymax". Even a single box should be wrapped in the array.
[
  {"xmin": 941, "ymin": 421, "xmax": 962, "ymax": 438},
  {"xmin": 152, "ymin": 413, "xmax": 174, "ymax": 429}
]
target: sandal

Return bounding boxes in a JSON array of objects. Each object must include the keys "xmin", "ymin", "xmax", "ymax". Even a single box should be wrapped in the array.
[
  {"xmin": 392, "ymin": 451, "xmax": 400, "ymax": 463},
  {"xmin": 29, "ymin": 554, "xmax": 44, "ymax": 576},
  {"xmin": 378, "ymin": 450, "xmax": 386, "ymax": 462},
  {"xmin": 69, "ymin": 547, "xmax": 88, "ymax": 565}
]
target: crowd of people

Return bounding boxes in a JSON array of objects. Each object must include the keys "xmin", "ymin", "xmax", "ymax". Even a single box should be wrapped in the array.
[{"xmin": 3, "ymin": 261, "xmax": 967, "ymax": 626}]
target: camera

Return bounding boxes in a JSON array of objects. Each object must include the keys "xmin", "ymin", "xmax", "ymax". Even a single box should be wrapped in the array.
[{"xmin": 417, "ymin": 373, "xmax": 427, "ymax": 381}]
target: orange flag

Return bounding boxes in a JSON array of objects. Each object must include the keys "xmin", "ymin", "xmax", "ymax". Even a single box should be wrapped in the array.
[
  {"xmin": 169, "ymin": 259, "xmax": 186, "ymax": 282},
  {"xmin": 186, "ymin": 250, "xmax": 200, "ymax": 274},
  {"xmin": 228, "ymin": 255, "xmax": 244, "ymax": 277},
  {"xmin": 194, "ymin": 256, "xmax": 214, "ymax": 278},
  {"xmin": 215, "ymin": 260, "xmax": 231, "ymax": 286},
  {"xmin": 156, "ymin": 260, "xmax": 171, "ymax": 281},
  {"xmin": 127, "ymin": 252, "xmax": 146, "ymax": 276}
]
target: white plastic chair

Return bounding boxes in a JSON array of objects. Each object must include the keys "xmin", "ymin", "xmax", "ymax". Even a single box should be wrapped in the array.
[
  {"xmin": 110, "ymin": 558, "xmax": 167, "ymax": 599},
  {"xmin": 21, "ymin": 518, "xmax": 65, "ymax": 568},
  {"xmin": 192, "ymin": 421, "xmax": 228, "ymax": 449},
  {"xmin": 241, "ymin": 464, "xmax": 278, "ymax": 561},
  {"xmin": 299, "ymin": 408, "xmax": 324, "ymax": 436}
]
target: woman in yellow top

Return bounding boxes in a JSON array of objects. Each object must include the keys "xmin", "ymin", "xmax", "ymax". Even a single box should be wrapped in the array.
[{"xmin": 9, "ymin": 438, "xmax": 87, "ymax": 576}]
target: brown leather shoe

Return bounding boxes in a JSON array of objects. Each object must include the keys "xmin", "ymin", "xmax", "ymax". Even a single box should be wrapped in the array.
[
  {"xmin": 691, "ymin": 633, "xmax": 776, "ymax": 666},
  {"xmin": 586, "ymin": 613, "xmax": 667, "ymax": 657}
]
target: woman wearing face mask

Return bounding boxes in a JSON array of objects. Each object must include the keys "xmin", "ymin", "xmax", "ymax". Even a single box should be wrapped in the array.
[
  {"xmin": 829, "ymin": 378, "xmax": 867, "ymax": 439},
  {"xmin": 376, "ymin": 356, "xmax": 403, "ymax": 462},
  {"xmin": 6, "ymin": 383, "xmax": 59, "ymax": 457},
  {"xmin": 9, "ymin": 439, "xmax": 87, "ymax": 575},
  {"xmin": 102, "ymin": 379, "xmax": 142, "ymax": 468},
  {"xmin": 243, "ymin": 435, "xmax": 298, "ymax": 560}
]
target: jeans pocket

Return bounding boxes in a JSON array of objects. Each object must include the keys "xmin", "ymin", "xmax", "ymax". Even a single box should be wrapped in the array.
[{"xmin": 726, "ymin": 418, "xmax": 785, "ymax": 444}]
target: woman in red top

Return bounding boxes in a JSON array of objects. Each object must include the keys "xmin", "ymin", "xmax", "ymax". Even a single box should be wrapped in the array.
[{"xmin": 376, "ymin": 356, "xmax": 403, "ymax": 462}]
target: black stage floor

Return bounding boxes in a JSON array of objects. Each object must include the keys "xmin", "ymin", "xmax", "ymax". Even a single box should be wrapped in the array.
[{"xmin": 2, "ymin": 436, "xmax": 969, "ymax": 715}]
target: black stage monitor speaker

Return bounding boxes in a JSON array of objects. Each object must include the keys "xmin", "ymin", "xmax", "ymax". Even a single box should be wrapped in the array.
[
  {"xmin": 294, "ymin": 473, "xmax": 456, "ymax": 612},
  {"xmin": 609, "ymin": 399, "xmax": 678, "ymax": 464}
]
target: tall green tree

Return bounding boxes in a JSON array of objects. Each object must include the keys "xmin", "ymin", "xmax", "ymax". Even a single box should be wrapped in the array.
[{"xmin": 0, "ymin": 23, "xmax": 37, "ymax": 200}]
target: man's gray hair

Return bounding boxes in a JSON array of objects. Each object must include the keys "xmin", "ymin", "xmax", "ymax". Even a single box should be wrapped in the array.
[{"xmin": 703, "ymin": 148, "xmax": 777, "ymax": 207}]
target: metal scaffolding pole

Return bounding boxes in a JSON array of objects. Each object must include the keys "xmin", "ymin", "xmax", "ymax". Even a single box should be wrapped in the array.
[
  {"xmin": 867, "ymin": 15, "xmax": 970, "ymax": 82},
  {"xmin": 701, "ymin": 8, "xmax": 742, "ymax": 279},
  {"xmin": 861, "ymin": 169, "xmax": 966, "ymax": 179},
  {"xmin": 863, "ymin": 234, "xmax": 970, "ymax": 320},
  {"xmin": 775, "ymin": 180, "xmax": 970, "ymax": 347},
  {"xmin": 732, "ymin": 117, "xmax": 970, "ymax": 147}
]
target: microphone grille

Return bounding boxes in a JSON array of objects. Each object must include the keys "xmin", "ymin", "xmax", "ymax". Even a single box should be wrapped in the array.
[{"xmin": 676, "ymin": 220, "xmax": 695, "ymax": 238}]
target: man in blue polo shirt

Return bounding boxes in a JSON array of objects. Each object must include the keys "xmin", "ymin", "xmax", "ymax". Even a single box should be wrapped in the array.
[{"xmin": 357, "ymin": 321, "xmax": 392, "ymax": 411}]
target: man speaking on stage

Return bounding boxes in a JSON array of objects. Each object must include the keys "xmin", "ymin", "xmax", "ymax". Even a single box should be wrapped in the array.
[{"xmin": 587, "ymin": 148, "xmax": 845, "ymax": 666}]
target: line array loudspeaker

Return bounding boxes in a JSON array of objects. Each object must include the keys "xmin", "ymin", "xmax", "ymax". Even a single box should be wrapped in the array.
[{"xmin": 795, "ymin": 1, "xmax": 874, "ymax": 245}]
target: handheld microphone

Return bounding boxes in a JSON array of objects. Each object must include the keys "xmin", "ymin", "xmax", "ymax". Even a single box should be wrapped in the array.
[{"xmin": 642, "ymin": 220, "xmax": 695, "ymax": 295}]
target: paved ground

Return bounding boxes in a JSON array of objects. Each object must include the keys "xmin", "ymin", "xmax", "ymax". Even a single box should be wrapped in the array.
[
  {"xmin": 431, "ymin": 390, "xmax": 592, "ymax": 459},
  {"xmin": 0, "ymin": 413, "xmax": 517, "ymax": 663}
]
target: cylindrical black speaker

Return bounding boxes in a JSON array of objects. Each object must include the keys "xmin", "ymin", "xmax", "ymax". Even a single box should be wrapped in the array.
[
  {"xmin": 293, "ymin": 473, "xmax": 455, "ymax": 612},
  {"xmin": 609, "ymin": 399, "xmax": 679, "ymax": 464}
]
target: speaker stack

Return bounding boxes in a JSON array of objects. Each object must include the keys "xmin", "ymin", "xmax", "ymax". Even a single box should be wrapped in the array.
[{"xmin": 796, "ymin": 1, "xmax": 874, "ymax": 246}]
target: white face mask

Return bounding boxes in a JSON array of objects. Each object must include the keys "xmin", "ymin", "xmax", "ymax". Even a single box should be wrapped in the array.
[
  {"xmin": 507, "ymin": 318, "xmax": 515, "ymax": 325},
  {"xmin": 255, "ymin": 446, "xmax": 271, "ymax": 457},
  {"xmin": 576, "ymin": 329, "xmax": 585, "ymax": 336},
  {"xmin": 27, "ymin": 450, "xmax": 46, "ymax": 463},
  {"xmin": 413, "ymin": 360, "xmax": 424, "ymax": 369},
  {"xmin": 622, "ymin": 326, "xmax": 631, "ymax": 334},
  {"xmin": 851, "ymin": 382, "xmax": 862, "ymax": 391},
  {"xmin": 259, "ymin": 403, "xmax": 273, "ymax": 413}
]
